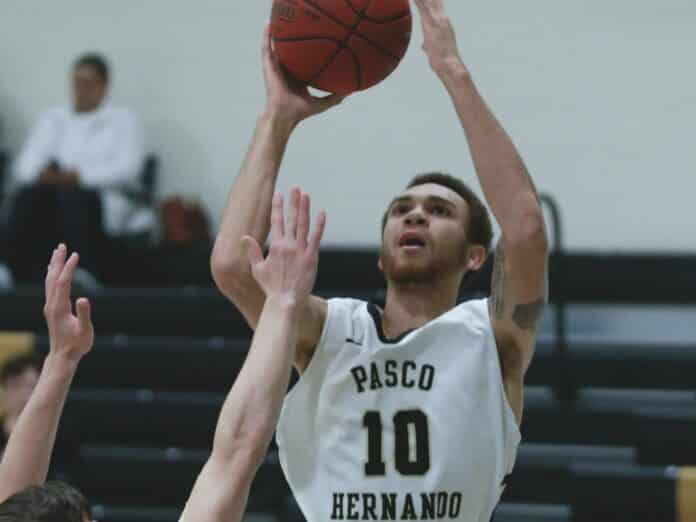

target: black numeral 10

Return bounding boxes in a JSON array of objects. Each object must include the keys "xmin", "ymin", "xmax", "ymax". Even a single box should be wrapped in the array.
[{"xmin": 363, "ymin": 409, "xmax": 430, "ymax": 476}]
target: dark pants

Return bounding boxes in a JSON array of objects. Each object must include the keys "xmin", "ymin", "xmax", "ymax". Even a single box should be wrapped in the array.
[{"xmin": 8, "ymin": 184, "xmax": 104, "ymax": 283}]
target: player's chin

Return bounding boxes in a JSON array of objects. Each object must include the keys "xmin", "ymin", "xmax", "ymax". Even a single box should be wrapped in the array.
[{"xmin": 383, "ymin": 258, "xmax": 438, "ymax": 284}]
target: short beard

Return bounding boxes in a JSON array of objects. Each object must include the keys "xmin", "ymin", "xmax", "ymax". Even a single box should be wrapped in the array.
[{"xmin": 380, "ymin": 241, "xmax": 470, "ymax": 287}]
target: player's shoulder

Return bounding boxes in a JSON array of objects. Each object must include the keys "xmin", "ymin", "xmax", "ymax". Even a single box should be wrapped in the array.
[
  {"xmin": 449, "ymin": 296, "xmax": 492, "ymax": 325},
  {"xmin": 320, "ymin": 297, "xmax": 370, "ymax": 340},
  {"xmin": 326, "ymin": 296, "xmax": 369, "ymax": 313}
]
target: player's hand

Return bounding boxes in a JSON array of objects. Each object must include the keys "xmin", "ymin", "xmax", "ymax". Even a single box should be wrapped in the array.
[
  {"xmin": 242, "ymin": 188, "xmax": 326, "ymax": 303},
  {"xmin": 43, "ymin": 245, "xmax": 94, "ymax": 362},
  {"xmin": 262, "ymin": 25, "xmax": 344, "ymax": 126},
  {"xmin": 413, "ymin": 0, "xmax": 466, "ymax": 77}
]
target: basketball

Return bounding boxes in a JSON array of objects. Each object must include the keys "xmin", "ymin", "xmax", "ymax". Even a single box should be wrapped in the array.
[{"xmin": 270, "ymin": 0, "xmax": 412, "ymax": 95}]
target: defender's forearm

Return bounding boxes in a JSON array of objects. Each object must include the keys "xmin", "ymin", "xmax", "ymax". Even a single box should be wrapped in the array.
[{"xmin": 211, "ymin": 296, "xmax": 298, "ymax": 463}]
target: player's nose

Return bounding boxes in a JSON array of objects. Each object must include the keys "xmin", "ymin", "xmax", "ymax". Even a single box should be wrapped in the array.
[{"xmin": 404, "ymin": 207, "xmax": 428, "ymax": 226}]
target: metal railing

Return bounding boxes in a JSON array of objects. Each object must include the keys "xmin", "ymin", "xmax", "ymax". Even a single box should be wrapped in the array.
[{"xmin": 540, "ymin": 193, "xmax": 577, "ymax": 403}]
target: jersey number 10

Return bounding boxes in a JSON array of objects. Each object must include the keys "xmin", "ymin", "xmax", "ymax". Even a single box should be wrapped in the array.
[{"xmin": 363, "ymin": 409, "xmax": 430, "ymax": 476}]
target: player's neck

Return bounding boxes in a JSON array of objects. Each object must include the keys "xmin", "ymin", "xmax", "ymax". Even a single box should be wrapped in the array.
[{"xmin": 382, "ymin": 280, "xmax": 459, "ymax": 339}]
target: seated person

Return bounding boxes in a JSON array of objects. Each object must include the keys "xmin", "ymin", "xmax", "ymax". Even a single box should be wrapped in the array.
[{"xmin": 8, "ymin": 53, "xmax": 146, "ymax": 283}]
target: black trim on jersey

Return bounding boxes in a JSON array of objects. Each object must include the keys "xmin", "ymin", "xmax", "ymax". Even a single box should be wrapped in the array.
[
  {"xmin": 501, "ymin": 473, "xmax": 511, "ymax": 486},
  {"xmin": 367, "ymin": 303, "xmax": 415, "ymax": 344}
]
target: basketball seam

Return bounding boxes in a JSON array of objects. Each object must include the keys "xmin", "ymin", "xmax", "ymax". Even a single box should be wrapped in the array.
[
  {"xmin": 306, "ymin": 0, "xmax": 373, "ymax": 88},
  {"xmin": 342, "ymin": 0, "xmax": 411, "ymax": 24},
  {"xmin": 302, "ymin": 0, "xmax": 405, "ymax": 61}
]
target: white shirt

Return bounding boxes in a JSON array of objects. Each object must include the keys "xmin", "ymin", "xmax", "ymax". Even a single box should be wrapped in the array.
[
  {"xmin": 276, "ymin": 298, "xmax": 520, "ymax": 522},
  {"xmin": 14, "ymin": 103, "xmax": 147, "ymax": 235}
]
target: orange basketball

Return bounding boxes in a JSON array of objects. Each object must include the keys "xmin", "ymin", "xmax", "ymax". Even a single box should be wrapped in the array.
[{"xmin": 270, "ymin": 0, "xmax": 412, "ymax": 95}]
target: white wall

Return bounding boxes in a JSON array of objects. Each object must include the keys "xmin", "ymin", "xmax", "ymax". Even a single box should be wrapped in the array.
[{"xmin": 1, "ymin": 0, "xmax": 694, "ymax": 250}]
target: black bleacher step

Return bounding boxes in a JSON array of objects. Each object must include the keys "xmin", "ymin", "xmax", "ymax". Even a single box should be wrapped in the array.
[
  {"xmin": 36, "ymin": 336, "xmax": 252, "ymax": 392},
  {"xmin": 523, "ymin": 387, "xmax": 696, "ymax": 464},
  {"xmin": 504, "ymin": 444, "xmax": 635, "ymax": 504},
  {"xmin": 0, "ymin": 289, "xmax": 246, "ymax": 336},
  {"xmin": 529, "ymin": 340, "xmax": 696, "ymax": 390},
  {"xmin": 65, "ymin": 389, "xmax": 220, "ymax": 448},
  {"xmin": 493, "ymin": 503, "xmax": 571, "ymax": 522},
  {"xmin": 507, "ymin": 456, "xmax": 677, "ymax": 521},
  {"xmin": 570, "ymin": 462, "xmax": 676, "ymax": 522},
  {"xmin": 0, "ymin": 288, "xmax": 374, "ymax": 336},
  {"xmin": 75, "ymin": 446, "xmax": 288, "ymax": 511}
]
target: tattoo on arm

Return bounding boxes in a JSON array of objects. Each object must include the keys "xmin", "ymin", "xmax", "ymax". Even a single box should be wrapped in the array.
[
  {"xmin": 489, "ymin": 240, "xmax": 545, "ymax": 330},
  {"xmin": 489, "ymin": 241, "xmax": 506, "ymax": 319},
  {"xmin": 512, "ymin": 299, "xmax": 545, "ymax": 330}
]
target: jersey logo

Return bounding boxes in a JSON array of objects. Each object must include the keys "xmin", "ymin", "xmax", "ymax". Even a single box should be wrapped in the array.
[{"xmin": 345, "ymin": 337, "xmax": 364, "ymax": 346}]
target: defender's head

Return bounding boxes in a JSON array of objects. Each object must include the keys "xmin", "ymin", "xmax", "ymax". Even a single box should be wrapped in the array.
[
  {"xmin": 72, "ymin": 53, "xmax": 109, "ymax": 113},
  {"xmin": 0, "ymin": 482, "xmax": 91, "ymax": 522},
  {"xmin": 379, "ymin": 172, "xmax": 493, "ymax": 287},
  {"xmin": 0, "ymin": 353, "xmax": 41, "ymax": 419}
]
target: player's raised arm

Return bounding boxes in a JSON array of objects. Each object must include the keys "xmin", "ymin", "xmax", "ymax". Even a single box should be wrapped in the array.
[
  {"xmin": 183, "ymin": 191, "xmax": 326, "ymax": 522},
  {"xmin": 413, "ymin": 0, "xmax": 548, "ymax": 418},
  {"xmin": 210, "ymin": 25, "xmax": 338, "ymax": 370},
  {"xmin": 0, "ymin": 245, "xmax": 94, "ymax": 502}
]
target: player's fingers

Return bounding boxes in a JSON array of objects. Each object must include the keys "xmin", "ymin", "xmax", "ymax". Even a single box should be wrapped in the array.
[
  {"xmin": 269, "ymin": 193, "xmax": 285, "ymax": 242},
  {"xmin": 287, "ymin": 187, "xmax": 301, "ymax": 239},
  {"xmin": 308, "ymin": 211, "xmax": 327, "ymax": 253},
  {"xmin": 55, "ymin": 252, "xmax": 79, "ymax": 305},
  {"xmin": 76, "ymin": 298, "xmax": 92, "ymax": 330},
  {"xmin": 45, "ymin": 247, "xmax": 60, "ymax": 303},
  {"xmin": 242, "ymin": 236, "xmax": 264, "ymax": 267},
  {"xmin": 312, "ymin": 94, "xmax": 345, "ymax": 112},
  {"xmin": 297, "ymin": 192, "xmax": 311, "ymax": 249},
  {"xmin": 48, "ymin": 245, "xmax": 68, "ymax": 303},
  {"xmin": 262, "ymin": 24, "xmax": 271, "ymax": 60}
]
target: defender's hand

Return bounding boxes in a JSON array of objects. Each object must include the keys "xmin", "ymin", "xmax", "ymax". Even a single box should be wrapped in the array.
[
  {"xmin": 413, "ymin": 0, "xmax": 465, "ymax": 77},
  {"xmin": 242, "ymin": 188, "xmax": 326, "ymax": 303},
  {"xmin": 43, "ymin": 245, "xmax": 94, "ymax": 361},
  {"xmin": 262, "ymin": 25, "xmax": 344, "ymax": 126}
]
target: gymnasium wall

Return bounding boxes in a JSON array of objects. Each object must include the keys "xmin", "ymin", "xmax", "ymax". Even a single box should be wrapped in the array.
[{"xmin": 0, "ymin": 0, "xmax": 694, "ymax": 250}]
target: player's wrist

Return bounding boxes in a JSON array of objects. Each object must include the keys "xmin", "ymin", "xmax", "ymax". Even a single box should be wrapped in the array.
[
  {"xmin": 263, "ymin": 293, "xmax": 302, "ymax": 316},
  {"xmin": 259, "ymin": 108, "xmax": 300, "ymax": 136},
  {"xmin": 43, "ymin": 350, "xmax": 81, "ymax": 377},
  {"xmin": 433, "ymin": 56, "xmax": 471, "ymax": 85}
]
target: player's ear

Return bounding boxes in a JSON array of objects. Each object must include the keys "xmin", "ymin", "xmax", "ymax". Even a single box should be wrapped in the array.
[
  {"xmin": 377, "ymin": 255, "xmax": 384, "ymax": 273},
  {"xmin": 465, "ymin": 244, "xmax": 487, "ymax": 272}
]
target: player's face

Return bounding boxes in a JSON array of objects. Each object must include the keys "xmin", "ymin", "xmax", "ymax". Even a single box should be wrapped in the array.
[
  {"xmin": 379, "ymin": 183, "xmax": 471, "ymax": 284},
  {"xmin": 73, "ymin": 65, "xmax": 106, "ymax": 113}
]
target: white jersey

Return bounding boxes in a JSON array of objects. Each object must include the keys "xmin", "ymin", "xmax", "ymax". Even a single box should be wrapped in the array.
[{"xmin": 276, "ymin": 298, "xmax": 520, "ymax": 522}]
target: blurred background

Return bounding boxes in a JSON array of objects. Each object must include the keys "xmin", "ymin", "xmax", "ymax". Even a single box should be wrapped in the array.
[{"xmin": 1, "ymin": 1, "xmax": 695, "ymax": 521}]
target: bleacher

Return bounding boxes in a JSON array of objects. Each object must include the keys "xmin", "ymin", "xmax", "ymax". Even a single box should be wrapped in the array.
[{"xmin": 1, "ymin": 245, "xmax": 696, "ymax": 522}]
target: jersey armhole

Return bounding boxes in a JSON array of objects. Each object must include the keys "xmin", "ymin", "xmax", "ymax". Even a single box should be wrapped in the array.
[
  {"xmin": 481, "ymin": 298, "xmax": 522, "ymax": 450},
  {"xmin": 285, "ymin": 298, "xmax": 334, "ymax": 401}
]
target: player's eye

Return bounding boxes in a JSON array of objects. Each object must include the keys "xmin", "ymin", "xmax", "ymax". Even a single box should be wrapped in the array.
[
  {"xmin": 392, "ymin": 204, "xmax": 410, "ymax": 215},
  {"xmin": 431, "ymin": 204, "xmax": 450, "ymax": 217}
]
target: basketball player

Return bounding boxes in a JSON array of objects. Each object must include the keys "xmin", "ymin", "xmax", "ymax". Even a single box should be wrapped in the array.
[
  {"xmin": 0, "ymin": 191, "xmax": 326, "ymax": 521},
  {"xmin": 211, "ymin": 0, "xmax": 548, "ymax": 520}
]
